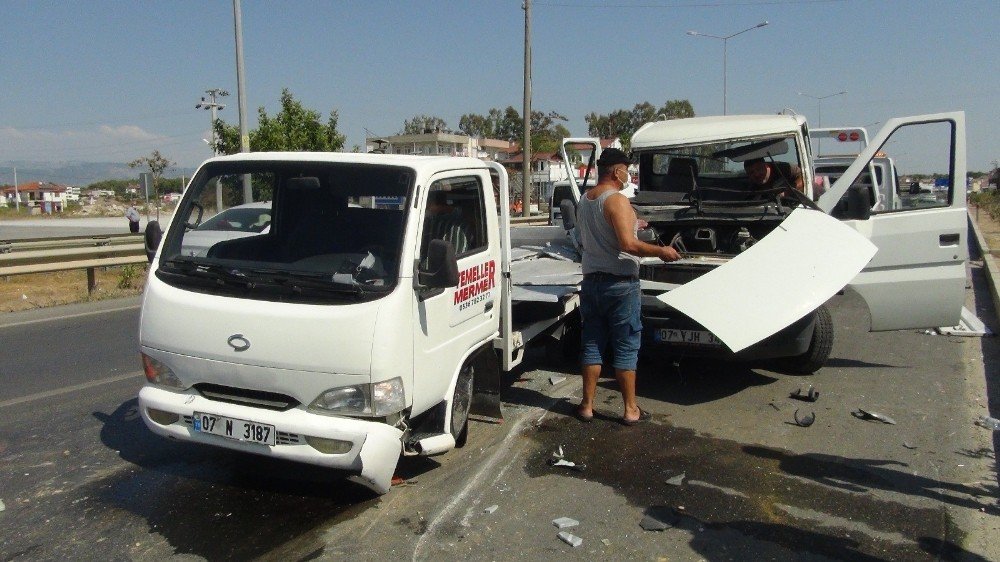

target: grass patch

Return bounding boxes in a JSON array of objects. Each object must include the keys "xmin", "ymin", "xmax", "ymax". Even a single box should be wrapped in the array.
[{"xmin": 0, "ymin": 265, "xmax": 147, "ymax": 313}]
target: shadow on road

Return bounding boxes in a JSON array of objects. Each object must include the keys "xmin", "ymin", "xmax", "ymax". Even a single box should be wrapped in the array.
[{"xmin": 90, "ymin": 399, "xmax": 437, "ymax": 561}]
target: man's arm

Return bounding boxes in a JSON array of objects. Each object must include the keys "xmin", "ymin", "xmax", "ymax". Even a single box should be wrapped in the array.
[{"xmin": 603, "ymin": 193, "xmax": 681, "ymax": 262}]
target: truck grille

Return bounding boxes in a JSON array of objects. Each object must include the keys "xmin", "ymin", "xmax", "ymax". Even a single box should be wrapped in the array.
[{"xmin": 193, "ymin": 383, "xmax": 300, "ymax": 411}]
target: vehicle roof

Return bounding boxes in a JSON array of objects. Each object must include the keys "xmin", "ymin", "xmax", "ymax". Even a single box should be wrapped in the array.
[
  {"xmin": 631, "ymin": 114, "xmax": 806, "ymax": 150},
  {"xmin": 200, "ymin": 152, "xmax": 491, "ymax": 175}
]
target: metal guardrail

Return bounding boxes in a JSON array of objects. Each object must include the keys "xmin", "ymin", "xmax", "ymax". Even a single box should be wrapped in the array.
[{"xmin": 0, "ymin": 234, "xmax": 147, "ymax": 292}]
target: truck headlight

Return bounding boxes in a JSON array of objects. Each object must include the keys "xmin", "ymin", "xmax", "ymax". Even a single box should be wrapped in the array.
[
  {"xmin": 141, "ymin": 353, "xmax": 183, "ymax": 388},
  {"xmin": 309, "ymin": 377, "xmax": 406, "ymax": 417}
]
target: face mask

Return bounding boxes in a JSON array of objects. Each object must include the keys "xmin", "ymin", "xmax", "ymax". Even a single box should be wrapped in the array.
[{"xmin": 617, "ymin": 167, "xmax": 630, "ymax": 188}]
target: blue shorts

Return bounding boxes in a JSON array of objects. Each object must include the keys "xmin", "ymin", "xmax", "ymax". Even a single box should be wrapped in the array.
[{"xmin": 580, "ymin": 276, "xmax": 642, "ymax": 371}]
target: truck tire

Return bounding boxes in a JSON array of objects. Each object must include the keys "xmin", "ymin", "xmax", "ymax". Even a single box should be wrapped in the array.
[
  {"xmin": 776, "ymin": 305, "xmax": 834, "ymax": 375},
  {"xmin": 450, "ymin": 364, "xmax": 474, "ymax": 447}
]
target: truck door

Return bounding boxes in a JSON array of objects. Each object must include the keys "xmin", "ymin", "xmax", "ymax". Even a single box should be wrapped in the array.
[
  {"xmin": 411, "ymin": 171, "xmax": 502, "ymax": 415},
  {"xmin": 817, "ymin": 112, "xmax": 967, "ymax": 330}
]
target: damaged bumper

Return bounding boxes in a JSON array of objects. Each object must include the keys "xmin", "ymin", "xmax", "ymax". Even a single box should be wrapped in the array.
[{"xmin": 138, "ymin": 385, "xmax": 403, "ymax": 494}]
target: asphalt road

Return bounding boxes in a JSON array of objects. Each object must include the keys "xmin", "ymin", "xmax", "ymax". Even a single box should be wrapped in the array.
[{"xmin": 0, "ymin": 267, "xmax": 997, "ymax": 561}]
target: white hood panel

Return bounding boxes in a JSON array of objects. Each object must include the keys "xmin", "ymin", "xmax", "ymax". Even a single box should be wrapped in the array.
[
  {"xmin": 141, "ymin": 280, "xmax": 380, "ymax": 376},
  {"xmin": 657, "ymin": 208, "xmax": 877, "ymax": 352}
]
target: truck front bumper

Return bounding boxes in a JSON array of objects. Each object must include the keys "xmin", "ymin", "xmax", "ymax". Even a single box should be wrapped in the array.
[{"xmin": 138, "ymin": 385, "xmax": 403, "ymax": 494}]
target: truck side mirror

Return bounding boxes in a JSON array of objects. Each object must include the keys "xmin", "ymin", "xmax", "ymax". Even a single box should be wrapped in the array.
[
  {"xmin": 144, "ymin": 220, "xmax": 162, "ymax": 262},
  {"xmin": 559, "ymin": 199, "xmax": 577, "ymax": 231},
  {"xmin": 418, "ymin": 239, "xmax": 459, "ymax": 289}
]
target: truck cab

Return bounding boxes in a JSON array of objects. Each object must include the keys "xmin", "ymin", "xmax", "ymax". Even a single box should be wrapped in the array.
[
  {"xmin": 560, "ymin": 112, "xmax": 969, "ymax": 371},
  {"xmin": 139, "ymin": 154, "xmax": 516, "ymax": 494}
]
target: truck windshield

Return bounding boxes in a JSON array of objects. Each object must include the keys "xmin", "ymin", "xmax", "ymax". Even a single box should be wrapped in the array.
[
  {"xmin": 156, "ymin": 160, "xmax": 413, "ymax": 303},
  {"xmin": 635, "ymin": 135, "xmax": 802, "ymax": 205}
]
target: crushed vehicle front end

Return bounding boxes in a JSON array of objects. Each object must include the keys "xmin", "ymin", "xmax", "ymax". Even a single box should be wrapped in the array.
[
  {"xmin": 629, "ymin": 115, "xmax": 834, "ymax": 371},
  {"xmin": 138, "ymin": 154, "xmax": 419, "ymax": 493}
]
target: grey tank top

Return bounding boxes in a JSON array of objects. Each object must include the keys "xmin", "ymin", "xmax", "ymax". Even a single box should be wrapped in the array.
[{"xmin": 577, "ymin": 189, "xmax": 640, "ymax": 277}]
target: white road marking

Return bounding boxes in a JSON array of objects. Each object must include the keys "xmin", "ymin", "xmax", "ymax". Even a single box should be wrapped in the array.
[
  {"xmin": 0, "ymin": 304, "xmax": 140, "ymax": 329},
  {"xmin": 0, "ymin": 372, "xmax": 143, "ymax": 408},
  {"xmin": 412, "ymin": 377, "xmax": 582, "ymax": 561}
]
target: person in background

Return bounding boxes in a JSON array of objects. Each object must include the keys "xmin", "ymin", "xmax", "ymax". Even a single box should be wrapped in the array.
[
  {"xmin": 574, "ymin": 148, "xmax": 681, "ymax": 426},
  {"xmin": 744, "ymin": 158, "xmax": 804, "ymax": 196},
  {"xmin": 125, "ymin": 202, "xmax": 141, "ymax": 233}
]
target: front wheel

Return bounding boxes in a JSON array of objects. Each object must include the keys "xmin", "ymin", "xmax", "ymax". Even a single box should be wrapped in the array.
[
  {"xmin": 450, "ymin": 365, "xmax": 474, "ymax": 447},
  {"xmin": 775, "ymin": 305, "xmax": 834, "ymax": 375}
]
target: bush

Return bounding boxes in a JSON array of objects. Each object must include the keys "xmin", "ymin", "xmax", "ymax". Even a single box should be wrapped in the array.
[
  {"xmin": 970, "ymin": 190, "xmax": 1000, "ymax": 221},
  {"xmin": 117, "ymin": 264, "xmax": 143, "ymax": 289}
]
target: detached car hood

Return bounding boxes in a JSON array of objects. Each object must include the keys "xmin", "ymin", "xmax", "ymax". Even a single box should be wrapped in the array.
[{"xmin": 657, "ymin": 208, "xmax": 877, "ymax": 352}]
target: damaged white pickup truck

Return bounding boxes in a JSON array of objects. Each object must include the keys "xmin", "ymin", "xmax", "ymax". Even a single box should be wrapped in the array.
[{"xmin": 561, "ymin": 112, "xmax": 968, "ymax": 373}]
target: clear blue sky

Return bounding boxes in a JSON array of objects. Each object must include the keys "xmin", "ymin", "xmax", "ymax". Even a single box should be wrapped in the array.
[{"xmin": 1, "ymin": 0, "xmax": 996, "ymax": 177}]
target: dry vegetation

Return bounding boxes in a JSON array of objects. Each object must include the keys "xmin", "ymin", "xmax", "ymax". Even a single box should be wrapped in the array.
[{"xmin": 0, "ymin": 265, "xmax": 147, "ymax": 313}]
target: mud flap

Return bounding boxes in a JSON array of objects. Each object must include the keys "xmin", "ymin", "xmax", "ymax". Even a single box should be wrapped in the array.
[{"xmin": 469, "ymin": 346, "xmax": 503, "ymax": 422}]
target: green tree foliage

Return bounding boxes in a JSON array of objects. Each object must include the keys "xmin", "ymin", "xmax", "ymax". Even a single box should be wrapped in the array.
[
  {"xmin": 128, "ymin": 150, "xmax": 175, "ymax": 202},
  {"xmin": 401, "ymin": 115, "xmax": 449, "ymax": 134},
  {"xmin": 585, "ymin": 100, "xmax": 695, "ymax": 150},
  {"xmin": 458, "ymin": 106, "xmax": 568, "ymax": 152},
  {"xmin": 212, "ymin": 88, "xmax": 346, "ymax": 154}
]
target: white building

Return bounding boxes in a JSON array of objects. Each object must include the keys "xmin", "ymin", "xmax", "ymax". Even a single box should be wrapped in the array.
[{"xmin": 365, "ymin": 130, "xmax": 515, "ymax": 161}]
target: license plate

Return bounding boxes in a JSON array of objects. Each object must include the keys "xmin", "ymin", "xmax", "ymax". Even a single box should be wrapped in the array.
[
  {"xmin": 655, "ymin": 328, "xmax": 722, "ymax": 346},
  {"xmin": 193, "ymin": 412, "xmax": 276, "ymax": 446}
]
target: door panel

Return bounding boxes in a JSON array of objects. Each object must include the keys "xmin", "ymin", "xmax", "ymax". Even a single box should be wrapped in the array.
[
  {"xmin": 820, "ymin": 113, "xmax": 967, "ymax": 331},
  {"xmin": 411, "ymin": 171, "xmax": 501, "ymax": 416}
]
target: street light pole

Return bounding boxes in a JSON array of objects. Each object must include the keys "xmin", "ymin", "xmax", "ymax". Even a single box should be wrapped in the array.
[
  {"xmin": 196, "ymin": 88, "xmax": 229, "ymax": 155},
  {"xmin": 233, "ymin": 0, "xmax": 252, "ymax": 202},
  {"xmin": 797, "ymin": 90, "xmax": 846, "ymax": 128},
  {"xmin": 687, "ymin": 20, "xmax": 768, "ymax": 115}
]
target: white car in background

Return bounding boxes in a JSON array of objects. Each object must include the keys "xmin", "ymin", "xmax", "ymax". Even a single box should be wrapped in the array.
[{"xmin": 180, "ymin": 201, "xmax": 272, "ymax": 257}]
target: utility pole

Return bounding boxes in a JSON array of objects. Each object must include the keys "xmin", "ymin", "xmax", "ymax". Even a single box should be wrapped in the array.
[
  {"xmin": 12, "ymin": 165, "xmax": 19, "ymax": 212},
  {"xmin": 196, "ymin": 88, "xmax": 228, "ymax": 155},
  {"xmin": 233, "ymin": 0, "xmax": 252, "ymax": 202},
  {"xmin": 686, "ymin": 21, "xmax": 768, "ymax": 115},
  {"xmin": 521, "ymin": 0, "xmax": 532, "ymax": 218}
]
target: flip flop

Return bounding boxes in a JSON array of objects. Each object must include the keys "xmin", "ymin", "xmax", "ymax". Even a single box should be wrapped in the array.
[
  {"xmin": 574, "ymin": 408, "xmax": 594, "ymax": 423},
  {"xmin": 621, "ymin": 409, "xmax": 651, "ymax": 426}
]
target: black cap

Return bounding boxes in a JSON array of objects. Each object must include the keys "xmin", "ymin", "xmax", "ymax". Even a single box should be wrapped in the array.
[{"xmin": 596, "ymin": 148, "xmax": 630, "ymax": 167}]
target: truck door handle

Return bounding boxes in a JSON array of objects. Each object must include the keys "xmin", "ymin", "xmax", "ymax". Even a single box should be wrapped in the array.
[
  {"xmin": 939, "ymin": 233, "xmax": 960, "ymax": 246},
  {"xmin": 485, "ymin": 301, "xmax": 494, "ymax": 313}
]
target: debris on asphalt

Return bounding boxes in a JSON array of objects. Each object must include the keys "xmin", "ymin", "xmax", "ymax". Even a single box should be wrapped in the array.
[
  {"xmin": 852, "ymin": 409, "xmax": 897, "ymax": 425},
  {"xmin": 975, "ymin": 416, "xmax": 1000, "ymax": 431},
  {"xmin": 557, "ymin": 531, "xmax": 583, "ymax": 547},
  {"xmin": 903, "ymin": 442, "xmax": 918, "ymax": 450},
  {"xmin": 548, "ymin": 458, "xmax": 586, "ymax": 472},
  {"xmin": 768, "ymin": 402, "xmax": 781, "ymax": 411},
  {"xmin": 793, "ymin": 409, "xmax": 815, "ymax": 427},
  {"xmin": 552, "ymin": 445, "xmax": 564, "ymax": 459},
  {"xmin": 601, "ymin": 539, "xmax": 611, "ymax": 546},
  {"xmin": 549, "ymin": 375, "xmax": 567, "ymax": 385},
  {"xmin": 640, "ymin": 506, "xmax": 679, "ymax": 532},
  {"xmin": 0, "ymin": 499, "xmax": 5, "ymax": 513},
  {"xmin": 552, "ymin": 517, "xmax": 579, "ymax": 529},
  {"xmin": 665, "ymin": 473, "xmax": 685, "ymax": 486},
  {"xmin": 790, "ymin": 385, "xmax": 819, "ymax": 402},
  {"xmin": 483, "ymin": 504, "xmax": 498, "ymax": 514}
]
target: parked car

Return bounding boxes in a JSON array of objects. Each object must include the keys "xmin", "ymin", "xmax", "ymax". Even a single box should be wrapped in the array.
[{"xmin": 180, "ymin": 201, "xmax": 272, "ymax": 257}]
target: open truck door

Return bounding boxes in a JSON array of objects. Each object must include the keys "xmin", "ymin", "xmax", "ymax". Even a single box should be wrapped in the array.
[{"xmin": 817, "ymin": 112, "xmax": 967, "ymax": 331}]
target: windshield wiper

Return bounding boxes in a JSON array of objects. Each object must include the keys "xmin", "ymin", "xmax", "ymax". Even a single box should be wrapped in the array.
[
  {"xmin": 162, "ymin": 259, "xmax": 254, "ymax": 288},
  {"xmin": 246, "ymin": 269, "xmax": 388, "ymax": 297}
]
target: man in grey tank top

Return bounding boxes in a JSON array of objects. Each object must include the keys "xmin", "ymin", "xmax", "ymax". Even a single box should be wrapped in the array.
[{"xmin": 574, "ymin": 148, "xmax": 681, "ymax": 425}]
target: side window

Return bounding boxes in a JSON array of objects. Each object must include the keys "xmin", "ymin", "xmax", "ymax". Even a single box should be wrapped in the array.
[
  {"xmin": 873, "ymin": 121, "xmax": 953, "ymax": 213},
  {"xmin": 420, "ymin": 176, "xmax": 487, "ymax": 263}
]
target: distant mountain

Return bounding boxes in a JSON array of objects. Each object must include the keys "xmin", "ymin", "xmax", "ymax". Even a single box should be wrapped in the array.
[{"xmin": 5, "ymin": 161, "xmax": 198, "ymax": 187}]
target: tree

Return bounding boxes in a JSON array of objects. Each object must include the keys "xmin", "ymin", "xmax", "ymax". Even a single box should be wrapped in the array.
[
  {"xmin": 401, "ymin": 115, "xmax": 449, "ymax": 134},
  {"xmin": 458, "ymin": 106, "xmax": 568, "ymax": 152},
  {"xmin": 586, "ymin": 100, "xmax": 695, "ymax": 150},
  {"xmin": 128, "ymin": 150, "xmax": 175, "ymax": 202},
  {"xmin": 212, "ymin": 88, "xmax": 346, "ymax": 154}
]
